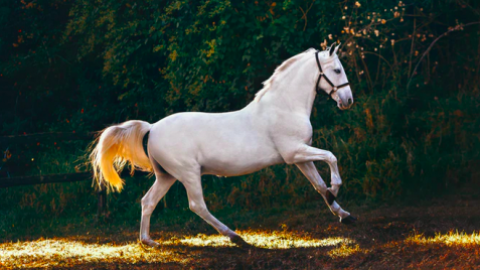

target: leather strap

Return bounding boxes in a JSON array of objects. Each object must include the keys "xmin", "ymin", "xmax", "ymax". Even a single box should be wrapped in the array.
[{"xmin": 315, "ymin": 51, "xmax": 349, "ymax": 97}]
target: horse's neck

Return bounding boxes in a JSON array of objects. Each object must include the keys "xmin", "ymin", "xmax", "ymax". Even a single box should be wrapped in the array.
[{"xmin": 250, "ymin": 61, "xmax": 317, "ymax": 118}]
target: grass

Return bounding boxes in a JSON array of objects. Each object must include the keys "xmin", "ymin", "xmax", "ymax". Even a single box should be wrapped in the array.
[{"xmin": 1, "ymin": 182, "xmax": 480, "ymax": 269}]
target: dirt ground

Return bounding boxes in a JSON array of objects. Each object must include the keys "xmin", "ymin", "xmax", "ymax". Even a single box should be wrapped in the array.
[{"xmin": 2, "ymin": 186, "xmax": 480, "ymax": 269}]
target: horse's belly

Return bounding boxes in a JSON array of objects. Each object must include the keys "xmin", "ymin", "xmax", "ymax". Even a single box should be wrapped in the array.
[{"xmin": 201, "ymin": 152, "xmax": 284, "ymax": 176}]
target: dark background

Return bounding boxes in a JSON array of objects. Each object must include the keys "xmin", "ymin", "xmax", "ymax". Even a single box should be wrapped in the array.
[{"xmin": 1, "ymin": 0, "xmax": 479, "ymax": 235}]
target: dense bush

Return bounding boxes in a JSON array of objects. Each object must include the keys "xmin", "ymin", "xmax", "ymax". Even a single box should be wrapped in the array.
[{"xmin": 1, "ymin": 0, "xmax": 479, "ymax": 220}]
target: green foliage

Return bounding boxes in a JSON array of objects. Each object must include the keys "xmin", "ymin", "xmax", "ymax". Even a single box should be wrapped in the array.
[{"xmin": 1, "ymin": 0, "xmax": 480, "ymax": 223}]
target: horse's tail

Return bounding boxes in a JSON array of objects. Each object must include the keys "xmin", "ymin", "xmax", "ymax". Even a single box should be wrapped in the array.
[{"xmin": 89, "ymin": 120, "xmax": 152, "ymax": 192}]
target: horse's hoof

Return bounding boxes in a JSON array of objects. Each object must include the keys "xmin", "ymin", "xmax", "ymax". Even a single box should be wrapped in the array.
[
  {"xmin": 141, "ymin": 238, "xmax": 160, "ymax": 247},
  {"xmin": 230, "ymin": 234, "xmax": 251, "ymax": 248},
  {"xmin": 340, "ymin": 215, "xmax": 357, "ymax": 225}
]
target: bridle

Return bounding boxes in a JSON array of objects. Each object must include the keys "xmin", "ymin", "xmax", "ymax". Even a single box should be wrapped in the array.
[{"xmin": 315, "ymin": 51, "xmax": 349, "ymax": 97}]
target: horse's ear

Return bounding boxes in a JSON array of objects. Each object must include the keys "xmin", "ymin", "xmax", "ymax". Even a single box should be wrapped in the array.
[
  {"xmin": 329, "ymin": 42, "xmax": 337, "ymax": 56},
  {"xmin": 334, "ymin": 43, "xmax": 341, "ymax": 55}
]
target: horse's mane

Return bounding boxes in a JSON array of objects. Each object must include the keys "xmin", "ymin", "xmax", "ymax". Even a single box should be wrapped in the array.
[{"xmin": 254, "ymin": 48, "xmax": 317, "ymax": 102}]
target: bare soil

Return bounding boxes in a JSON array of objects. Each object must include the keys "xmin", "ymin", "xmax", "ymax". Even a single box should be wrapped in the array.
[{"xmin": 2, "ymin": 186, "xmax": 480, "ymax": 269}]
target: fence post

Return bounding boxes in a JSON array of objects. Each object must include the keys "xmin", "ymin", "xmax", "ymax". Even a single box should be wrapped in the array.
[{"xmin": 97, "ymin": 180, "xmax": 108, "ymax": 222}]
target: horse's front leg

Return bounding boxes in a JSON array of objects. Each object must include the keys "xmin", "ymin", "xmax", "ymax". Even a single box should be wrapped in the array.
[
  {"xmin": 293, "ymin": 146, "xmax": 356, "ymax": 224},
  {"xmin": 293, "ymin": 145, "xmax": 342, "ymax": 195}
]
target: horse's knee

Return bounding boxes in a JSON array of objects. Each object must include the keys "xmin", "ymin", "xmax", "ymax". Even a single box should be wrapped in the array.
[{"xmin": 326, "ymin": 151, "xmax": 337, "ymax": 164}]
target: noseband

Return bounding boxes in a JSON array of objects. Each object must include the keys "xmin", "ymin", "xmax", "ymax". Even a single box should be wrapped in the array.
[{"xmin": 315, "ymin": 51, "xmax": 349, "ymax": 97}]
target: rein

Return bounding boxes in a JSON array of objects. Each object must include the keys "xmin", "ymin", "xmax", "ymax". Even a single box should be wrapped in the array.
[{"xmin": 315, "ymin": 51, "xmax": 349, "ymax": 97}]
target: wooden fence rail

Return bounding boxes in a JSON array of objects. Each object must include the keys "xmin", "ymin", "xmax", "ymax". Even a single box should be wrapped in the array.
[
  {"xmin": 0, "ymin": 171, "xmax": 150, "ymax": 188},
  {"xmin": 0, "ymin": 172, "xmax": 92, "ymax": 188},
  {"xmin": 0, "ymin": 131, "xmax": 121, "ymax": 220},
  {"xmin": 0, "ymin": 132, "xmax": 96, "ymax": 145}
]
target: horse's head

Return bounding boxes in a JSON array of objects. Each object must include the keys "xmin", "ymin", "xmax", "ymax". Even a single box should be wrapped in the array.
[{"xmin": 315, "ymin": 43, "xmax": 354, "ymax": 110}]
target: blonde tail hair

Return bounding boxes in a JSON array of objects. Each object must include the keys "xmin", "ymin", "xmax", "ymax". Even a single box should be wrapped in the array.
[{"xmin": 90, "ymin": 120, "xmax": 153, "ymax": 192}]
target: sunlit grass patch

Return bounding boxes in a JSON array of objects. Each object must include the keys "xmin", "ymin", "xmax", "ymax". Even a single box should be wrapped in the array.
[
  {"xmin": 0, "ymin": 238, "xmax": 188, "ymax": 269},
  {"xmin": 0, "ymin": 230, "xmax": 356, "ymax": 269},
  {"xmin": 406, "ymin": 231, "xmax": 480, "ymax": 246},
  {"xmin": 328, "ymin": 243, "xmax": 367, "ymax": 258},
  {"xmin": 164, "ymin": 230, "xmax": 354, "ymax": 249}
]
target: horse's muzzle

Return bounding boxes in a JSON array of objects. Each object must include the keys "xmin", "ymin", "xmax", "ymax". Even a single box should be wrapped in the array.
[{"xmin": 337, "ymin": 88, "xmax": 354, "ymax": 110}]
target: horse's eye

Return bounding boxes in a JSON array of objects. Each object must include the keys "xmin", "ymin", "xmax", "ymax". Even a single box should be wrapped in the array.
[{"xmin": 334, "ymin": 69, "xmax": 341, "ymax": 74}]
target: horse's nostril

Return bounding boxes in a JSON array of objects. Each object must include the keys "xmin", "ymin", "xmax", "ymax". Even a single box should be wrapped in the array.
[{"xmin": 347, "ymin": 98, "xmax": 353, "ymax": 105}]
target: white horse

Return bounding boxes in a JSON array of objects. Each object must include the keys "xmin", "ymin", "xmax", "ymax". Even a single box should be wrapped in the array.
[{"xmin": 90, "ymin": 43, "xmax": 355, "ymax": 247}]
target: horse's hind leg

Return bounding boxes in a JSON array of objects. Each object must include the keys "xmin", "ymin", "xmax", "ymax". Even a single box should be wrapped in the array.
[
  {"xmin": 295, "ymin": 161, "xmax": 356, "ymax": 224},
  {"xmin": 140, "ymin": 172, "xmax": 176, "ymax": 247},
  {"xmin": 179, "ymin": 170, "xmax": 249, "ymax": 247}
]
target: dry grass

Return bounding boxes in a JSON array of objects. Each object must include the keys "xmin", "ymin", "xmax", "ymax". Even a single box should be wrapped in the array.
[
  {"xmin": 0, "ymin": 231, "xmax": 356, "ymax": 269},
  {"xmin": 1, "ymin": 230, "xmax": 479, "ymax": 269},
  {"xmin": 406, "ymin": 231, "xmax": 480, "ymax": 246},
  {"xmin": 2, "ymin": 188, "xmax": 480, "ymax": 269}
]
